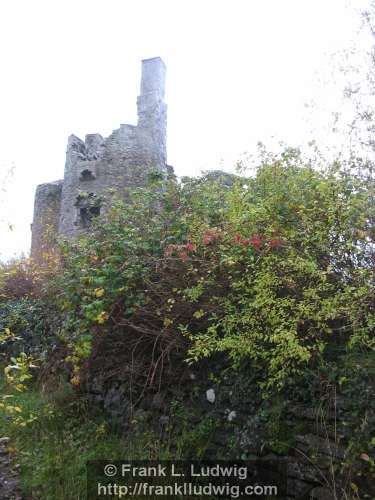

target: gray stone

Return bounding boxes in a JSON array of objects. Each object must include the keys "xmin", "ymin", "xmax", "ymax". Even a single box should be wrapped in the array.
[
  {"xmin": 295, "ymin": 434, "xmax": 346, "ymax": 460},
  {"xmin": 30, "ymin": 180, "xmax": 63, "ymax": 262},
  {"xmin": 310, "ymin": 486, "xmax": 333, "ymax": 500},
  {"xmin": 206, "ymin": 388, "xmax": 215, "ymax": 404},
  {"xmin": 31, "ymin": 57, "xmax": 171, "ymax": 260},
  {"xmin": 227, "ymin": 410, "xmax": 237, "ymax": 422},
  {"xmin": 151, "ymin": 392, "xmax": 164, "ymax": 410},
  {"xmin": 203, "ymin": 170, "xmax": 238, "ymax": 187},
  {"xmin": 287, "ymin": 460, "xmax": 325, "ymax": 484},
  {"xmin": 159, "ymin": 416, "xmax": 169, "ymax": 426}
]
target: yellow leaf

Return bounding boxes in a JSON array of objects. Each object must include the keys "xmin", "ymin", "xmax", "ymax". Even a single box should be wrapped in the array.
[
  {"xmin": 163, "ymin": 318, "xmax": 173, "ymax": 327},
  {"xmin": 350, "ymin": 482, "xmax": 358, "ymax": 492},
  {"xmin": 70, "ymin": 375, "xmax": 80, "ymax": 386},
  {"xmin": 94, "ymin": 288, "xmax": 105, "ymax": 298},
  {"xmin": 193, "ymin": 309, "xmax": 205, "ymax": 319},
  {"xmin": 357, "ymin": 230, "xmax": 367, "ymax": 239},
  {"xmin": 95, "ymin": 311, "xmax": 109, "ymax": 324}
]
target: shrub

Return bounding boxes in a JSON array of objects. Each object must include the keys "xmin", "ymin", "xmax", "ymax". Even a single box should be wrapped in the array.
[
  {"xmin": 39, "ymin": 149, "xmax": 374, "ymax": 393},
  {"xmin": 0, "ymin": 298, "xmax": 61, "ymax": 362},
  {"xmin": 0, "ymin": 253, "xmax": 61, "ymax": 300}
]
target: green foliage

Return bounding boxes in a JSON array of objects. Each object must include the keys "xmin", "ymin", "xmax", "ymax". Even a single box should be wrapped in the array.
[
  {"xmin": 4, "ymin": 352, "xmax": 36, "ymax": 391},
  {"xmin": 46, "ymin": 150, "xmax": 374, "ymax": 392},
  {"xmin": 0, "ymin": 148, "xmax": 374, "ymax": 497},
  {"xmin": 0, "ymin": 353, "xmax": 38, "ymax": 427},
  {"xmin": 0, "ymin": 377, "xmax": 173, "ymax": 499},
  {"xmin": 168, "ymin": 400, "xmax": 218, "ymax": 458},
  {"xmin": 0, "ymin": 297, "xmax": 60, "ymax": 360}
]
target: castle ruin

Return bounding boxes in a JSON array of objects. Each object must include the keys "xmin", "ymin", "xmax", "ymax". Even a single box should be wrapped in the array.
[{"xmin": 31, "ymin": 57, "xmax": 169, "ymax": 261}]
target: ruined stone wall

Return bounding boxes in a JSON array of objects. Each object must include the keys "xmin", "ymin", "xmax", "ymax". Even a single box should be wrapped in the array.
[
  {"xmin": 58, "ymin": 57, "xmax": 168, "ymax": 239},
  {"xmin": 31, "ymin": 57, "xmax": 169, "ymax": 254},
  {"xmin": 30, "ymin": 180, "xmax": 63, "ymax": 261}
]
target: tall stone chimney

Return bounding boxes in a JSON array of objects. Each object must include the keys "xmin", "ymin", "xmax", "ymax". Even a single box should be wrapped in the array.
[{"xmin": 137, "ymin": 57, "xmax": 167, "ymax": 165}]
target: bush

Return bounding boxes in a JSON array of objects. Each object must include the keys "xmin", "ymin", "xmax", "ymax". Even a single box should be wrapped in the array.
[
  {"xmin": 48, "ymin": 148, "xmax": 374, "ymax": 393},
  {"xmin": 0, "ymin": 298, "xmax": 61, "ymax": 361},
  {"xmin": 0, "ymin": 253, "xmax": 61, "ymax": 300}
]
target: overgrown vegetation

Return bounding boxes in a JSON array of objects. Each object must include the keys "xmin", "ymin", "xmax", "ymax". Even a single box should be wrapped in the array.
[
  {"xmin": 50, "ymin": 149, "xmax": 374, "ymax": 391},
  {"xmin": 0, "ymin": 375, "xmax": 178, "ymax": 499},
  {"xmin": 0, "ymin": 147, "xmax": 374, "ymax": 498}
]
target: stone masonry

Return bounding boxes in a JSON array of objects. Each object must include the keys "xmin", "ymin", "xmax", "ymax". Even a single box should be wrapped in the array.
[{"xmin": 31, "ymin": 57, "xmax": 169, "ymax": 260}]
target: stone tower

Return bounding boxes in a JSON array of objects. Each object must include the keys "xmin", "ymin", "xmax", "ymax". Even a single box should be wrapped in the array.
[{"xmin": 31, "ymin": 57, "xmax": 169, "ymax": 260}]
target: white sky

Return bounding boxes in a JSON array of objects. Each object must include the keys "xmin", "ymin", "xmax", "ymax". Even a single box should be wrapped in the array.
[{"xmin": 0, "ymin": 0, "xmax": 367, "ymax": 260}]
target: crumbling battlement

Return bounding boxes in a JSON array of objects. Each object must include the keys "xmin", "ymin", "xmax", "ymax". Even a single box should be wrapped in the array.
[{"xmin": 31, "ymin": 57, "xmax": 169, "ymax": 260}]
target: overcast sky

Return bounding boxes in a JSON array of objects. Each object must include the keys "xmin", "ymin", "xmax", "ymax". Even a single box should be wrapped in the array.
[{"xmin": 0, "ymin": 0, "xmax": 367, "ymax": 260}]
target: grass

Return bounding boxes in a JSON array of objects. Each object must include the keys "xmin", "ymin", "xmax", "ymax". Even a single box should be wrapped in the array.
[{"xmin": 0, "ymin": 377, "xmax": 170, "ymax": 499}]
